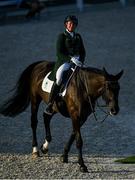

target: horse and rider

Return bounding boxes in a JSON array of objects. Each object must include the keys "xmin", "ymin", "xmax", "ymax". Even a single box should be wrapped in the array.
[{"xmin": 0, "ymin": 15, "xmax": 123, "ymax": 172}]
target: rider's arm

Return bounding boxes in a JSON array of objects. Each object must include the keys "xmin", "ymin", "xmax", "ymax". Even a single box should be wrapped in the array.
[{"xmin": 78, "ymin": 34, "xmax": 86, "ymax": 63}]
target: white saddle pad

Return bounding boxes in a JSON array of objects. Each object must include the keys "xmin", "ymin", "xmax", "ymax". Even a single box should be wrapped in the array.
[
  {"xmin": 42, "ymin": 72, "xmax": 54, "ymax": 93},
  {"xmin": 42, "ymin": 70, "xmax": 75, "ymax": 96}
]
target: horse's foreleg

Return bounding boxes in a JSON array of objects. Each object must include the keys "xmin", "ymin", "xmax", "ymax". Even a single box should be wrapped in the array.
[
  {"xmin": 61, "ymin": 131, "xmax": 75, "ymax": 163},
  {"xmin": 72, "ymin": 116, "xmax": 88, "ymax": 172},
  {"xmin": 62, "ymin": 118, "xmax": 87, "ymax": 166},
  {"xmin": 40, "ymin": 112, "xmax": 53, "ymax": 154},
  {"xmin": 75, "ymin": 130, "xmax": 88, "ymax": 172},
  {"xmin": 31, "ymin": 97, "xmax": 41, "ymax": 158}
]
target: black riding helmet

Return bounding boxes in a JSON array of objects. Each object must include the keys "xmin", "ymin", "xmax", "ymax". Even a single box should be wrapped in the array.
[{"xmin": 64, "ymin": 15, "xmax": 78, "ymax": 26}]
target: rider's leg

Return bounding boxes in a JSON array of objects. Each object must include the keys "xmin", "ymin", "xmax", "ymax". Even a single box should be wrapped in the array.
[
  {"xmin": 45, "ymin": 82, "xmax": 60, "ymax": 115},
  {"xmin": 45, "ymin": 62, "xmax": 71, "ymax": 115}
]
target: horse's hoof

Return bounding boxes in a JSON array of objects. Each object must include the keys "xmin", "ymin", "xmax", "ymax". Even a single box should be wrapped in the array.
[
  {"xmin": 32, "ymin": 151, "xmax": 40, "ymax": 159},
  {"xmin": 60, "ymin": 155, "xmax": 68, "ymax": 163},
  {"xmin": 80, "ymin": 165, "xmax": 89, "ymax": 173},
  {"xmin": 40, "ymin": 145, "xmax": 48, "ymax": 154}
]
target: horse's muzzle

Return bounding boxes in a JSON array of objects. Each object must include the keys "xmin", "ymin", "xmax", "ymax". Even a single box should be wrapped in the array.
[{"xmin": 110, "ymin": 107, "xmax": 119, "ymax": 116}]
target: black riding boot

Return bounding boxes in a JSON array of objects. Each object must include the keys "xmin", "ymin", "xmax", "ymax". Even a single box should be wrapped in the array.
[{"xmin": 45, "ymin": 82, "xmax": 60, "ymax": 115}]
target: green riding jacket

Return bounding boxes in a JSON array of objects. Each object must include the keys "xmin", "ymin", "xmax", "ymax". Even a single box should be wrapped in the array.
[{"xmin": 49, "ymin": 30, "xmax": 86, "ymax": 80}]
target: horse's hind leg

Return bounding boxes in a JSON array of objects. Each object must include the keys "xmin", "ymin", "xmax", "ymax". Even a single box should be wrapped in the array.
[
  {"xmin": 40, "ymin": 112, "xmax": 53, "ymax": 154},
  {"xmin": 31, "ymin": 95, "xmax": 41, "ymax": 158}
]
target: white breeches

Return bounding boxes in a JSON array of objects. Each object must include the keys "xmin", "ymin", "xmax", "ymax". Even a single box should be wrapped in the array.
[{"xmin": 56, "ymin": 62, "xmax": 71, "ymax": 85}]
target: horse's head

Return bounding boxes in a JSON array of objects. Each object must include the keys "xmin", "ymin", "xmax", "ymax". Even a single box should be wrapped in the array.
[{"xmin": 102, "ymin": 68, "xmax": 123, "ymax": 116}]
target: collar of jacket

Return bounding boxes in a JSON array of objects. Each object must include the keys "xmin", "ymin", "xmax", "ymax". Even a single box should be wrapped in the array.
[{"xmin": 64, "ymin": 30, "xmax": 75, "ymax": 38}]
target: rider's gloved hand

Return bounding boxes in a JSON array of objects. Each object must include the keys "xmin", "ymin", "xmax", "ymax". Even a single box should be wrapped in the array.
[
  {"xmin": 71, "ymin": 56, "xmax": 80, "ymax": 61},
  {"xmin": 71, "ymin": 56, "xmax": 80, "ymax": 64},
  {"xmin": 70, "ymin": 56, "xmax": 83, "ymax": 67}
]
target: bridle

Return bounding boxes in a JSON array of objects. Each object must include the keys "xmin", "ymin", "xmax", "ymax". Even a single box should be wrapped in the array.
[
  {"xmin": 72, "ymin": 65, "xmax": 118, "ymax": 123},
  {"xmin": 87, "ymin": 95, "xmax": 110, "ymax": 123},
  {"xmin": 84, "ymin": 75, "xmax": 114, "ymax": 123}
]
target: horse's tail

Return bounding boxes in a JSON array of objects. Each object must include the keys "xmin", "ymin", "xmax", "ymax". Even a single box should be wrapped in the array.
[{"xmin": 0, "ymin": 61, "xmax": 42, "ymax": 117}]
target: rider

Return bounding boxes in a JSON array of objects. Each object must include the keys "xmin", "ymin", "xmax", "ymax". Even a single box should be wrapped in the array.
[{"xmin": 45, "ymin": 15, "xmax": 86, "ymax": 115}]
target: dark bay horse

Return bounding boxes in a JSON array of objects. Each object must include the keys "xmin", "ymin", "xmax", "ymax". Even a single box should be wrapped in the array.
[{"xmin": 0, "ymin": 61, "xmax": 123, "ymax": 172}]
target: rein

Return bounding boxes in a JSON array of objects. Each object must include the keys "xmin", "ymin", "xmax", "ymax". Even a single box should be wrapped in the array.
[
  {"xmin": 83, "ymin": 72, "xmax": 110, "ymax": 123},
  {"xmin": 88, "ymin": 95, "xmax": 110, "ymax": 123}
]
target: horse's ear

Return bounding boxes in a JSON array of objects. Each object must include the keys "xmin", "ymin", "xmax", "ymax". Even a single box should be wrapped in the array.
[
  {"xmin": 115, "ymin": 70, "xmax": 124, "ymax": 80},
  {"xmin": 103, "ymin": 67, "xmax": 109, "ymax": 77}
]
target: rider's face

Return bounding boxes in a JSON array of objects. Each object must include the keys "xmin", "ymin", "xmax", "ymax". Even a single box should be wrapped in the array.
[{"xmin": 65, "ymin": 21, "xmax": 76, "ymax": 32}]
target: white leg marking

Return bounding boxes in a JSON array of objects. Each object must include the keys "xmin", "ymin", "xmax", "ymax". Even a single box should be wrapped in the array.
[
  {"xmin": 32, "ymin": 146, "xmax": 38, "ymax": 153},
  {"xmin": 43, "ymin": 139, "xmax": 49, "ymax": 150}
]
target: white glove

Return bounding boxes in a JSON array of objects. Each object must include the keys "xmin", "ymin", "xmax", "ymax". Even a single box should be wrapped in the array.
[
  {"xmin": 71, "ymin": 56, "xmax": 83, "ymax": 67},
  {"xmin": 71, "ymin": 56, "xmax": 79, "ymax": 60}
]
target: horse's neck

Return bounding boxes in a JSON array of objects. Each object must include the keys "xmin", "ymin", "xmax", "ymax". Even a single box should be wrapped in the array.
[{"xmin": 81, "ymin": 69, "xmax": 105, "ymax": 97}]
